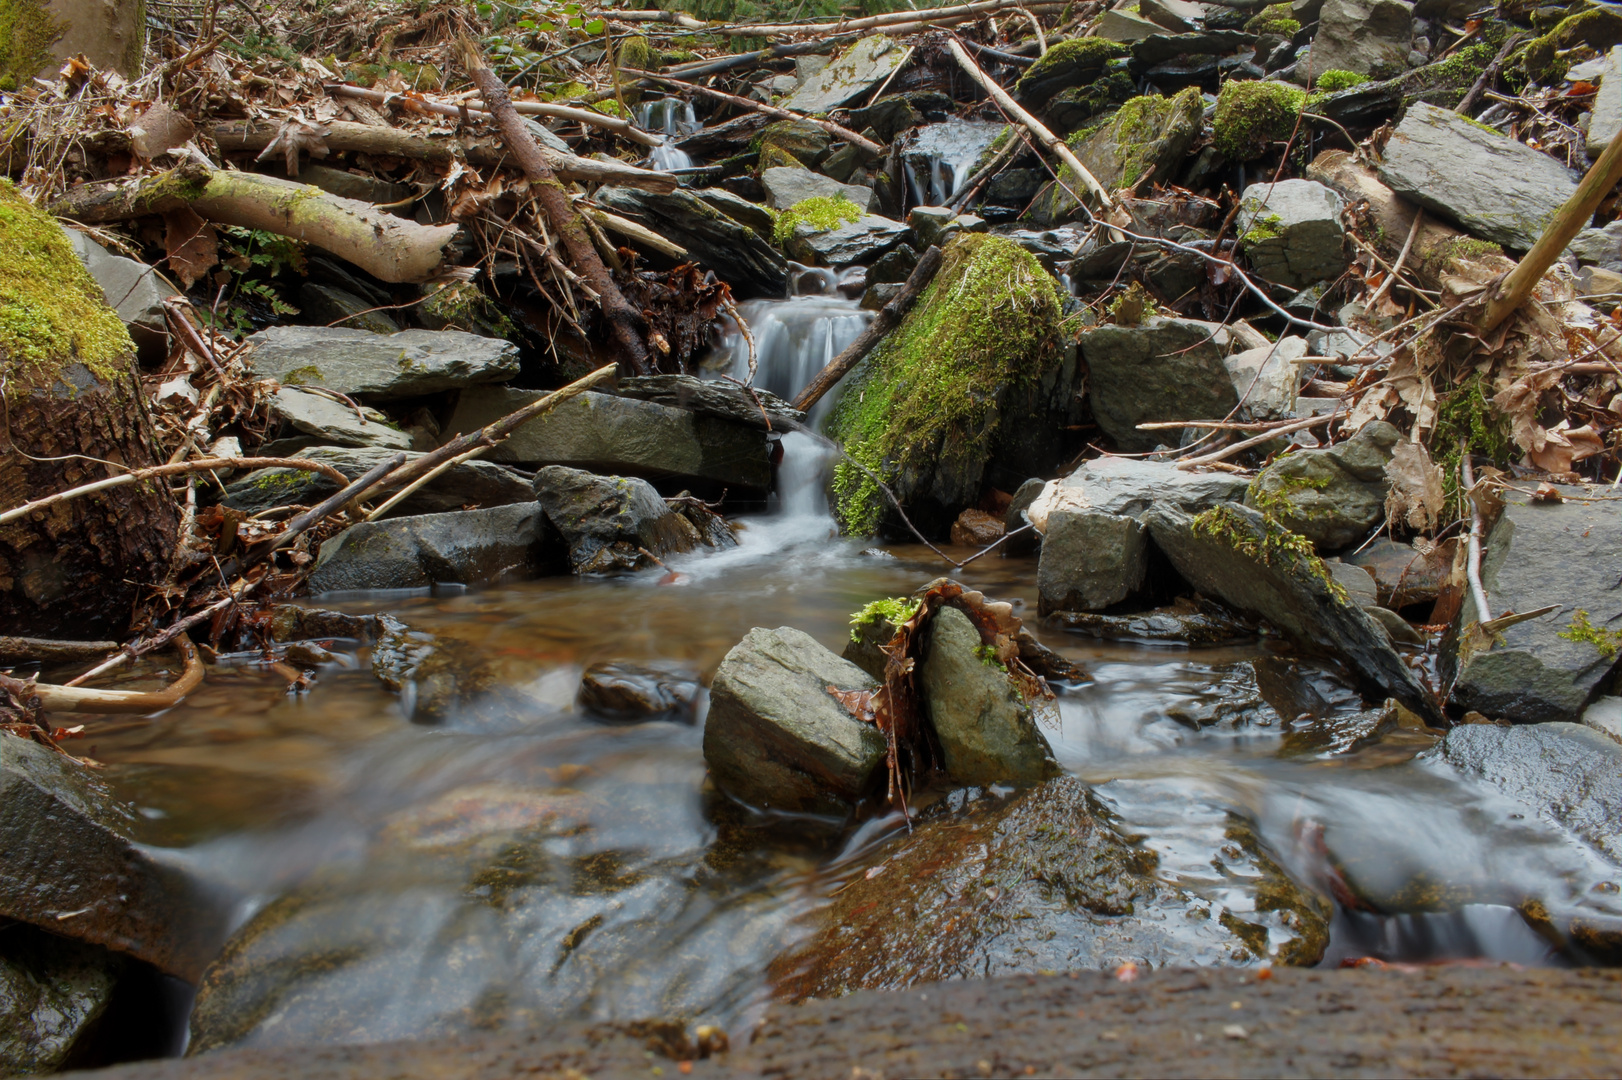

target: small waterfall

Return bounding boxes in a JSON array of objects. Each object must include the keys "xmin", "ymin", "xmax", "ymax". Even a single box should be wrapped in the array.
[
  {"xmin": 716, "ymin": 291, "xmax": 871, "ymax": 426},
  {"xmin": 905, "ymin": 119, "xmax": 1003, "ymax": 207},
  {"xmin": 637, "ymin": 99, "xmax": 699, "ymax": 172}
]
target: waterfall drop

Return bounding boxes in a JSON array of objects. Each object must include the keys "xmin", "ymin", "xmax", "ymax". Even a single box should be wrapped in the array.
[{"xmin": 636, "ymin": 99, "xmax": 698, "ymax": 172}]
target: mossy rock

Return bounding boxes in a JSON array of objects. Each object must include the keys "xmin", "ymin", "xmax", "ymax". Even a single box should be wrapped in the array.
[
  {"xmin": 1244, "ymin": 3, "xmax": 1301, "ymax": 34},
  {"xmin": 1035, "ymin": 87, "xmax": 1203, "ymax": 224},
  {"xmin": 0, "ymin": 0, "xmax": 64, "ymax": 90},
  {"xmin": 1044, "ymin": 65, "xmax": 1138, "ymax": 135},
  {"xmin": 754, "ymin": 119, "xmax": 831, "ymax": 169},
  {"xmin": 1212, "ymin": 79, "xmax": 1307, "ymax": 162},
  {"xmin": 1013, "ymin": 37, "xmax": 1131, "ymax": 109},
  {"xmin": 826, "ymin": 233, "xmax": 1064, "ymax": 537},
  {"xmin": 1510, "ymin": 6, "xmax": 1622, "ymax": 84}
]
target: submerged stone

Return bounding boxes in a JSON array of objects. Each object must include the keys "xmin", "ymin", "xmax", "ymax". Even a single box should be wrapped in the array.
[
  {"xmin": 578, "ymin": 661, "xmax": 700, "ymax": 721},
  {"xmin": 0, "ymin": 924, "xmax": 125, "ymax": 1074}
]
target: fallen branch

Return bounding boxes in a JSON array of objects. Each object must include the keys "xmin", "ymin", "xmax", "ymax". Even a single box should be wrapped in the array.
[
  {"xmin": 0, "ymin": 457, "xmax": 349, "ymax": 530},
  {"xmin": 225, "ymin": 452, "xmax": 409, "ymax": 580},
  {"xmin": 1462, "ymin": 448, "xmax": 1492, "ymax": 622},
  {"xmin": 327, "ymin": 82, "xmax": 660, "ymax": 147},
  {"xmin": 943, "ymin": 37, "xmax": 1116, "ymax": 212},
  {"xmin": 662, "ymin": 39, "xmax": 850, "ymax": 80},
  {"xmin": 1173, "ymin": 411, "xmax": 1340, "ymax": 468},
  {"xmin": 792, "ymin": 245, "xmax": 944, "ymax": 411},
  {"xmin": 461, "ymin": 41, "xmax": 652, "ymax": 374},
  {"xmin": 624, "ymin": 69, "xmax": 885, "ymax": 157},
  {"xmin": 34, "ymin": 638, "xmax": 203, "ymax": 715},
  {"xmin": 1367, "ymin": 207, "xmax": 1422, "ymax": 310}
]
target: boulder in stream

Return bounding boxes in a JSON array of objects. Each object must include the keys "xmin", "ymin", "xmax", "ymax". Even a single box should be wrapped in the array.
[
  {"xmin": 578, "ymin": 661, "xmax": 700, "ymax": 721},
  {"xmin": 760, "ymin": 166, "xmax": 875, "ymax": 212},
  {"xmin": 704, "ymin": 627, "xmax": 887, "ymax": 815},
  {"xmin": 307, "ymin": 503, "xmax": 565, "ymax": 593},
  {"xmin": 245, "ymin": 326, "xmax": 520, "ymax": 400},
  {"xmin": 1243, "ymin": 420, "xmax": 1400, "ymax": 551},
  {"xmin": 785, "ymin": 214, "xmax": 909, "ymax": 268},
  {"xmin": 533, "ymin": 465, "xmax": 717, "ymax": 575},
  {"xmin": 0, "ymin": 923, "xmax": 125, "ymax": 1074}
]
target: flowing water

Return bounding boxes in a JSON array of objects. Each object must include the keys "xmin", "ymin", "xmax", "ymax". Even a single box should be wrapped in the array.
[
  {"xmin": 67, "ymin": 298, "xmax": 1622, "ymax": 1055},
  {"xmin": 906, "ymin": 119, "xmax": 1005, "ymax": 207},
  {"xmin": 636, "ymin": 98, "xmax": 698, "ymax": 173}
]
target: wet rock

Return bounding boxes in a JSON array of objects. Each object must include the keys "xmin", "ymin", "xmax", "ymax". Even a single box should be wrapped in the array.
[
  {"xmin": 1037, "ymin": 509, "xmax": 1148, "ymax": 614},
  {"xmin": 1304, "ymin": 0, "xmax": 1414, "ymax": 78},
  {"xmin": 1438, "ymin": 723, "xmax": 1622, "ymax": 864},
  {"xmin": 1144, "ymin": 502, "xmax": 1432, "ymax": 713},
  {"xmin": 1013, "ymin": 38, "xmax": 1130, "ymax": 110},
  {"xmin": 1243, "ymin": 420, "xmax": 1400, "ymax": 550},
  {"xmin": 1327, "ymin": 561, "xmax": 1378, "ymax": 609},
  {"xmin": 1365, "ymin": 604, "xmax": 1425, "ymax": 645},
  {"xmin": 1129, "ymin": 28, "xmax": 1258, "ymax": 66},
  {"xmin": 268, "ymin": 605, "xmax": 383, "ymax": 644},
  {"xmin": 1225, "ymin": 335, "xmax": 1306, "ymax": 420},
  {"xmin": 297, "ymin": 282, "xmax": 400, "ymax": 334},
  {"xmin": 949, "ymin": 509, "xmax": 1005, "ymax": 547},
  {"xmin": 265, "ymin": 387, "xmax": 412, "ymax": 452},
  {"xmin": 1377, "ymin": 101, "xmax": 1579, "ymax": 252},
  {"xmin": 781, "ymin": 777, "xmax": 1330, "ymax": 1000},
  {"xmin": 245, "ymin": 326, "xmax": 520, "ymax": 401},
  {"xmin": 0, "ymin": 923, "xmax": 124, "ymax": 1074},
  {"xmin": 849, "ymin": 96, "xmax": 923, "ymax": 143},
  {"xmin": 578, "ymin": 661, "xmax": 699, "ymax": 721},
  {"xmin": 907, "ymin": 205, "xmax": 959, "ymax": 250},
  {"xmin": 220, "ymin": 446, "xmax": 534, "ymax": 518},
  {"xmin": 868, "ymin": 243, "xmax": 920, "ymax": 285},
  {"xmin": 1442, "ymin": 482, "xmax": 1622, "ymax": 724},
  {"xmin": 60, "ymin": 227, "xmax": 171, "ymax": 363},
  {"xmin": 692, "ymin": 187, "xmax": 776, "ymax": 240},
  {"xmin": 594, "ymin": 186, "xmax": 788, "ymax": 298},
  {"xmin": 442, "ymin": 388, "xmax": 771, "ymax": 494},
  {"xmin": 1237, "ymin": 179, "xmax": 1347, "ymax": 289},
  {"xmin": 1345, "ymin": 536, "xmax": 1451, "ymax": 608},
  {"xmin": 1039, "ymin": 89, "xmax": 1203, "ymax": 222},
  {"xmin": 757, "ymin": 119, "xmax": 832, "ymax": 169},
  {"xmin": 614, "ymin": 374, "xmax": 804, "ymax": 432},
  {"xmin": 532, "ymin": 466, "xmax": 707, "ymax": 575},
  {"xmin": 1047, "ymin": 598, "xmax": 1258, "ymax": 645},
  {"xmin": 307, "ymin": 503, "xmax": 564, "ymax": 593},
  {"xmin": 760, "ymin": 166, "xmax": 875, "ymax": 212},
  {"xmin": 1080, "ymin": 316, "xmax": 1262, "ymax": 451},
  {"xmin": 1140, "ymin": 0, "xmax": 1210, "ymax": 33},
  {"xmin": 1585, "ymin": 696, "xmax": 1622, "ymax": 744},
  {"xmin": 783, "ymin": 35, "xmax": 908, "ymax": 113},
  {"xmin": 785, "ymin": 214, "xmax": 908, "ymax": 267},
  {"xmin": 1037, "ymin": 455, "xmax": 1253, "ymax": 521},
  {"xmin": 1588, "ymin": 46, "xmax": 1622, "ymax": 158},
  {"xmin": 920, "ymin": 607, "xmax": 1059, "ymax": 787},
  {"xmin": 704, "ymin": 627, "xmax": 886, "ymax": 815},
  {"xmin": 369, "ymin": 615, "xmax": 503, "ymax": 723},
  {"xmin": 0, "ymin": 733, "xmax": 222, "ymax": 981},
  {"xmin": 1097, "ymin": 7, "xmax": 1170, "ymax": 41}
]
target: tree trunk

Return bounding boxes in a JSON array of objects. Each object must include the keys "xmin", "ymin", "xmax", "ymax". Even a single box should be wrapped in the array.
[{"xmin": 0, "ymin": 185, "xmax": 177, "ymax": 639}]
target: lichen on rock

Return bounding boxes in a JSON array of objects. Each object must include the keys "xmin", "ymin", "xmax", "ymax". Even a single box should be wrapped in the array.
[{"xmin": 0, "ymin": 0, "xmax": 64, "ymax": 92}]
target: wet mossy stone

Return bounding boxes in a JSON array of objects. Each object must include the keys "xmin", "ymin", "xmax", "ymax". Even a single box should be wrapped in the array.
[
  {"xmin": 825, "ymin": 233, "xmax": 1063, "ymax": 537},
  {"xmin": 1013, "ymin": 37, "xmax": 1131, "ymax": 109},
  {"xmin": 754, "ymin": 118, "xmax": 832, "ymax": 169},
  {"xmin": 1212, "ymin": 79, "xmax": 1307, "ymax": 162},
  {"xmin": 1036, "ymin": 88, "xmax": 1203, "ymax": 223},
  {"xmin": 0, "ymin": 922, "xmax": 125, "ymax": 1074},
  {"xmin": 1510, "ymin": 6, "xmax": 1622, "ymax": 84},
  {"xmin": 1043, "ymin": 66, "xmax": 1138, "ymax": 135},
  {"xmin": 531, "ymin": 465, "xmax": 704, "ymax": 576},
  {"xmin": 1243, "ymin": 420, "xmax": 1398, "ymax": 551}
]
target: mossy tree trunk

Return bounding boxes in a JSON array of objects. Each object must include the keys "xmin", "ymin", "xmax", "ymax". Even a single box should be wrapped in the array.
[{"xmin": 0, "ymin": 182, "xmax": 177, "ymax": 639}]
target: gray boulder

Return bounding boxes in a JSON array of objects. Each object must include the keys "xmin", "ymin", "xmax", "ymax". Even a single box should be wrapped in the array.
[
  {"xmin": 1144, "ymin": 502, "xmax": 1433, "ymax": 714},
  {"xmin": 1304, "ymin": 0, "xmax": 1415, "ymax": 79},
  {"xmin": 1097, "ymin": 8, "xmax": 1165, "ymax": 41},
  {"xmin": 786, "ymin": 214, "xmax": 909, "ymax": 267},
  {"xmin": 783, "ymin": 34, "xmax": 908, "ymax": 113},
  {"xmin": 1048, "ymin": 455, "xmax": 1253, "ymax": 516},
  {"xmin": 1037, "ymin": 509, "xmax": 1148, "ymax": 614},
  {"xmin": 1237, "ymin": 179, "xmax": 1347, "ymax": 289},
  {"xmin": 1568, "ymin": 219, "xmax": 1622, "ymax": 273},
  {"xmin": 1438, "ymin": 723, "xmax": 1622, "ymax": 864},
  {"xmin": 266, "ymin": 387, "xmax": 411, "ymax": 451},
  {"xmin": 920, "ymin": 607, "xmax": 1059, "ymax": 786},
  {"xmin": 0, "ymin": 925, "xmax": 123, "ymax": 1074},
  {"xmin": 532, "ymin": 465, "xmax": 710, "ymax": 574},
  {"xmin": 442, "ymin": 388, "xmax": 770, "ymax": 494},
  {"xmin": 614, "ymin": 374, "xmax": 805, "ymax": 431},
  {"xmin": 760, "ymin": 166, "xmax": 875, "ymax": 212},
  {"xmin": 1377, "ymin": 101, "xmax": 1578, "ymax": 252},
  {"xmin": 692, "ymin": 187, "xmax": 776, "ymax": 239},
  {"xmin": 1080, "ymin": 317, "xmax": 1259, "ymax": 451},
  {"xmin": 60, "ymin": 227, "xmax": 172, "ymax": 362},
  {"xmin": 298, "ymin": 282, "xmax": 399, "ymax": 334},
  {"xmin": 1443, "ymin": 483, "xmax": 1622, "ymax": 724},
  {"xmin": 1225, "ymin": 335, "xmax": 1306, "ymax": 420},
  {"xmin": 1587, "ymin": 45, "xmax": 1622, "ymax": 159},
  {"xmin": 0, "ymin": 733, "xmax": 223, "ymax": 981},
  {"xmin": 245, "ymin": 326, "xmax": 519, "ymax": 400},
  {"xmin": 704, "ymin": 627, "xmax": 887, "ymax": 815},
  {"xmin": 1038, "ymin": 87, "xmax": 1202, "ymax": 223},
  {"xmin": 1243, "ymin": 420, "xmax": 1400, "ymax": 550},
  {"xmin": 220, "ymin": 446, "xmax": 534, "ymax": 518},
  {"xmin": 595, "ymin": 186, "xmax": 788, "ymax": 298},
  {"xmin": 307, "ymin": 503, "xmax": 564, "ymax": 593}
]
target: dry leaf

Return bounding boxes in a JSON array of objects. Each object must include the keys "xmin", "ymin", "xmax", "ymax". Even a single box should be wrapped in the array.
[
  {"xmin": 1526, "ymin": 421, "xmax": 1606, "ymax": 475},
  {"xmin": 826, "ymin": 685, "xmax": 876, "ymax": 724},
  {"xmin": 161, "ymin": 207, "xmax": 218, "ymax": 289},
  {"xmin": 128, "ymin": 102, "xmax": 195, "ymax": 159},
  {"xmin": 1384, "ymin": 441, "xmax": 1445, "ymax": 534}
]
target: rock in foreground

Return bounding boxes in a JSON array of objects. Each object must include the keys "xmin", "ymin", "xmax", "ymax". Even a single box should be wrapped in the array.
[
  {"xmin": 307, "ymin": 503, "xmax": 563, "ymax": 593},
  {"xmin": 532, "ymin": 466, "xmax": 718, "ymax": 575},
  {"xmin": 245, "ymin": 326, "xmax": 520, "ymax": 400}
]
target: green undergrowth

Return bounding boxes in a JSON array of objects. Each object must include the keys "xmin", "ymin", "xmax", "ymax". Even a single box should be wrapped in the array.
[
  {"xmin": 1559, "ymin": 610, "xmax": 1622, "ymax": 658},
  {"xmin": 827, "ymin": 234, "xmax": 1062, "ymax": 535},
  {"xmin": 1314, "ymin": 69, "xmax": 1369, "ymax": 92},
  {"xmin": 1240, "ymin": 211, "xmax": 1284, "ymax": 245},
  {"xmin": 1244, "ymin": 3, "xmax": 1300, "ymax": 36},
  {"xmin": 0, "ymin": 181, "xmax": 133, "ymax": 389},
  {"xmin": 1431, "ymin": 373, "xmax": 1514, "ymax": 515},
  {"xmin": 1192, "ymin": 505, "xmax": 1349, "ymax": 603},
  {"xmin": 1247, "ymin": 470, "xmax": 1331, "ymax": 519},
  {"xmin": 771, "ymin": 195, "xmax": 863, "ymax": 245},
  {"xmin": 850, "ymin": 596, "xmax": 920, "ymax": 640}
]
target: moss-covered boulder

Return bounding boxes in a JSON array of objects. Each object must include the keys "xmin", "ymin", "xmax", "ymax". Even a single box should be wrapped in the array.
[
  {"xmin": 754, "ymin": 119, "xmax": 831, "ymax": 171},
  {"xmin": 1213, "ymin": 79, "xmax": 1308, "ymax": 162},
  {"xmin": 826, "ymin": 234, "xmax": 1074, "ymax": 538},
  {"xmin": 1043, "ymin": 66, "xmax": 1138, "ymax": 135},
  {"xmin": 1509, "ymin": 6, "xmax": 1622, "ymax": 84},
  {"xmin": 1013, "ymin": 37, "xmax": 1131, "ymax": 110},
  {"xmin": 1033, "ymin": 88, "xmax": 1203, "ymax": 224},
  {"xmin": 0, "ymin": 180, "xmax": 178, "ymax": 638}
]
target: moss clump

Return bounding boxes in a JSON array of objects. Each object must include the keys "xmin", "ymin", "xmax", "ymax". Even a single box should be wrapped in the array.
[
  {"xmin": 0, "ymin": 181, "xmax": 134, "ymax": 388},
  {"xmin": 1013, "ymin": 36, "xmax": 1129, "ymax": 95},
  {"xmin": 1212, "ymin": 79, "xmax": 1307, "ymax": 161},
  {"xmin": 1062, "ymin": 87, "xmax": 1202, "ymax": 194},
  {"xmin": 616, "ymin": 34, "xmax": 654, "ymax": 72},
  {"xmin": 1431, "ymin": 372, "xmax": 1514, "ymax": 515},
  {"xmin": 850, "ymin": 596, "xmax": 920, "ymax": 640},
  {"xmin": 1239, "ymin": 211, "xmax": 1284, "ymax": 244},
  {"xmin": 771, "ymin": 195, "xmax": 863, "ymax": 245},
  {"xmin": 1559, "ymin": 610, "xmax": 1622, "ymax": 658},
  {"xmin": 1247, "ymin": 469, "xmax": 1331, "ymax": 518},
  {"xmin": 1314, "ymin": 69, "xmax": 1369, "ymax": 92},
  {"xmin": 1511, "ymin": 7, "xmax": 1622, "ymax": 84},
  {"xmin": 1245, "ymin": 4, "xmax": 1301, "ymax": 35},
  {"xmin": 1191, "ymin": 505, "xmax": 1348, "ymax": 603},
  {"xmin": 0, "ymin": 0, "xmax": 64, "ymax": 89},
  {"xmin": 826, "ymin": 234, "xmax": 1061, "ymax": 535}
]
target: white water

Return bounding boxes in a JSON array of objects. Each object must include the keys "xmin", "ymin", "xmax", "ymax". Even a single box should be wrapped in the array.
[
  {"xmin": 907, "ymin": 119, "xmax": 1004, "ymax": 207},
  {"xmin": 714, "ymin": 292, "xmax": 871, "ymax": 428},
  {"xmin": 636, "ymin": 98, "xmax": 698, "ymax": 172}
]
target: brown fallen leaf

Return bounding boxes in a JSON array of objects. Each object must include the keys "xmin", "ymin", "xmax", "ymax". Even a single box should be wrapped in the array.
[{"xmin": 162, "ymin": 206, "xmax": 218, "ymax": 289}]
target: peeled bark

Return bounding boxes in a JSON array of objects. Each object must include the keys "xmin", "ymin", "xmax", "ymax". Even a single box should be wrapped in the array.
[{"xmin": 0, "ymin": 185, "xmax": 177, "ymax": 639}]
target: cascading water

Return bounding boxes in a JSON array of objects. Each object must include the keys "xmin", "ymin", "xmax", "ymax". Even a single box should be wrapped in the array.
[
  {"xmin": 905, "ymin": 119, "xmax": 1004, "ymax": 207},
  {"xmin": 636, "ymin": 98, "xmax": 699, "ymax": 172}
]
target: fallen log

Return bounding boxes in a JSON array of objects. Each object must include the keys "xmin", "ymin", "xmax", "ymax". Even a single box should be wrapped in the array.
[
  {"xmin": 461, "ymin": 40, "xmax": 651, "ymax": 374},
  {"xmin": 624, "ymin": 69, "xmax": 884, "ymax": 157},
  {"xmin": 0, "ymin": 638, "xmax": 121, "ymax": 665},
  {"xmin": 327, "ymin": 82, "xmax": 661, "ymax": 147},
  {"xmin": 793, "ymin": 245, "xmax": 944, "ymax": 412},
  {"xmin": 210, "ymin": 119, "xmax": 679, "ymax": 191}
]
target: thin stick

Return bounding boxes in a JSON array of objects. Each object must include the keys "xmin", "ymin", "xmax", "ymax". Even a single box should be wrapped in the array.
[
  {"xmin": 1173, "ymin": 411, "xmax": 1339, "ymax": 468},
  {"xmin": 624, "ymin": 70, "xmax": 885, "ymax": 157},
  {"xmin": 1015, "ymin": 6, "xmax": 1048, "ymax": 52},
  {"xmin": 1456, "ymin": 32, "xmax": 1524, "ymax": 118},
  {"xmin": 943, "ymin": 36, "xmax": 1116, "ymax": 212},
  {"xmin": 365, "ymin": 444, "xmax": 489, "ymax": 522},
  {"xmin": 1367, "ymin": 208, "xmax": 1422, "ymax": 310},
  {"xmin": 1462, "ymin": 448, "xmax": 1492, "ymax": 623},
  {"xmin": 0, "ymin": 457, "xmax": 349, "ymax": 529}
]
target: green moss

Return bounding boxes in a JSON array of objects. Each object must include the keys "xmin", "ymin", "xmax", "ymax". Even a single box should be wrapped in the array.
[
  {"xmin": 1192, "ymin": 504, "xmax": 1348, "ymax": 603},
  {"xmin": 1063, "ymin": 88, "xmax": 1201, "ymax": 192},
  {"xmin": 1558, "ymin": 610, "xmax": 1622, "ymax": 658},
  {"xmin": 1212, "ymin": 79, "xmax": 1306, "ymax": 162},
  {"xmin": 616, "ymin": 34, "xmax": 654, "ymax": 72},
  {"xmin": 1012, "ymin": 36, "xmax": 1128, "ymax": 95},
  {"xmin": 1239, "ymin": 211, "xmax": 1284, "ymax": 244},
  {"xmin": 826, "ymin": 234, "xmax": 1061, "ymax": 535},
  {"xmin": 1314, "ymin": 69, "xmax": 1369, "ymax": 92},
  {"xmin": 0, "ymin": 182, "xmax": 133, "ymax": 390},
  {"xmin": 1245, "ymin": 4, "xmax": 1301, "ymax": 35},
  {"xmin": 1431, "ymin": 372, "xmax": 1514, "ymax": 515},
  {"xmin": 0, "ymin": 0, "xmax": 64, "ymax": 89},
  {"xmin": 659, "ymin": 48, "xmax": 700, "ymax": 65},
  {"xmin": 771, "ymin": 194, "xmax": 863, "ymax": 245},
  {"xmin": 1247, "ymin": 469, "xmax": 1330, "ymax": 518},
  {"xmin": 1511, "ymin": 7, "xmax": 1622, "ymax": 84},
  {"xmin": 850, "ymin": 596, "xmax": 920, "ymax": 640},
  {"xmin": 281, "ymin": 365, "xmax": 324, "ymax": 385}
]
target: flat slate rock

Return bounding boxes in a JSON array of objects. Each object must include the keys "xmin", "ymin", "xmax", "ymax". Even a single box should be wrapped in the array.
[
  {"xmin": 614, "ymin": 374, "xmax": 805, "ymax": 431},
  {"xmin": 1377, "ymin": 101, "xmax": 1578, "ymax": 252},
  {"xmin": 306, "ymin": 503, "xmax": 562, "ymax": 593},
  {"xmin": 594, "ymin": 186, "xmax": 789, "ymax": 298},
  {"xmin": 1078, "ymin": 317, "xmax": 1255, "ymax": 451},
  {"xmin": 267, "ymin": 387, "xmax": 411, "ymax": 451},
  {"xmin": 245, "ymin": 326, "xmax": 520, "ymax": 400},
  {"xmin": 760, "ymin": 166, "xmax": 875, "ymax": 212},
  {"xmin": 220, "ymin": 446, "xmax": 535, "ymax": 518},
  {"xmin": 782, "ymin": 35, "xmax": 908, "ymax": 114},
  {"xmin": 787, "ymin": 214, "xmax": 908, "ymax": 267}
]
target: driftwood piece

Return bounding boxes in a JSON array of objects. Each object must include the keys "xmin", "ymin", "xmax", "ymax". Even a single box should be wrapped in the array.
[
  {"xmin": 626, "ymin": 69, "xmax": 884, "ymax": 157},
  {"xmin": 211, "ymin": 119, "xmax": 678, "ymax": 191},
  {"xmin": 792, "ymin": 245, "xmax": 944, "ymax": 412},
  {"xmin": 461, "ymin": 42, "xmax": 650, "ymax": 374},
  {"xmin": 33, "ymin": 638, "xmax": 203, "ymax": 715},
  {"xmin": 46, "ymin": 162, "xmax": 214, "ymax": 223},
  {"xmin": 0, "ymin": 638, "xmax": 120, "ymax": 664}
]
